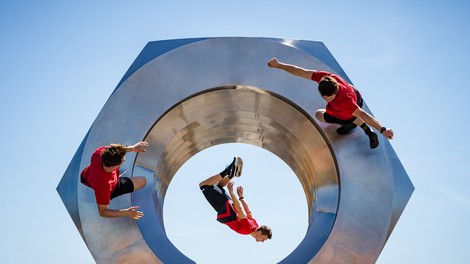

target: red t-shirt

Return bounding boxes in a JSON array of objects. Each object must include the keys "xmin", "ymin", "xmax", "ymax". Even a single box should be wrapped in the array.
[
  {"xmin": 80, "ymin": 146, "xmax": 119, "ymax": 205},
  {"xmin": 311, "ymin": 71, "xmax": 360, "ymax": 120},
  {"xmin": 225, "ymin": 217, "xmax": 259, "ymax": 235}
]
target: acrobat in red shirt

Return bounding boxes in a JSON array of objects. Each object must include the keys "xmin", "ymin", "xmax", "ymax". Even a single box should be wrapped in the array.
[
  {"xmin": 311, "ymin": 71, "xmax": 361, "ymax": 120},
  {"xmin": 80, "ymin": 146, "xmax": 119, "ymax": 205}
]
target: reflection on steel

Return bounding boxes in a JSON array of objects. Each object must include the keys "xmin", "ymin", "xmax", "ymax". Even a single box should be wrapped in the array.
[{"xmin": 57, "ymin": 37, "xmax": 414, "ymax": 263}]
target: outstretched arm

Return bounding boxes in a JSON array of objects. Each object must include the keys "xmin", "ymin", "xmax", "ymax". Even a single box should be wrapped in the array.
[
  {"xmin": 268, "ymin": 57, "xmax": 315, "ymax": 80},
  {"xmin": 227, "ymin": 181, "xmax": 247, "ymax": 219},
  {"xmin": 126, "ymin": 141, "xmax": 149, "ymax": 153},
  {"xmin": 97, "ymin": 204, "xmax": 144, "ymax": 220},
  {"xmin": 353, "ymin": 108, "xmax": 394, "ymax": 139},
  {"xmin": 237, "ymin": 186, "xmax": 254, "ymax": 219}
]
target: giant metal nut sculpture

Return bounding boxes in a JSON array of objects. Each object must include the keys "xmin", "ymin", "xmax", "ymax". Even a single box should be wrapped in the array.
[{"xmin": 57, "ymin": 37, "xmax": 414, "ymax": 263}]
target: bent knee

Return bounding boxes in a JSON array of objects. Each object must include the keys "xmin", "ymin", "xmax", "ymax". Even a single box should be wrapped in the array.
[
  {"xmin": 132, "ymin": 176, "xmax": 147, "ymax": 190},
  {"xmin": 315, "ymin": 109, "xmax": 326, "ymax": 121}
]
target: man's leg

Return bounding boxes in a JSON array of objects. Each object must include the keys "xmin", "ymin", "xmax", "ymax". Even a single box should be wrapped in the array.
[
  {"xmin": 317, "ymin": 109, "xmax": 377, "ymax": 148},
  {"xmin": 198, "ymin": 157, "xmax": 243, "ymax": 188},
  {"xmin": 218, "ymin": 176, "xmax": 232, "ymax": 187},
  {"xmin": 199, "ymin": 174, "xmax": 224, "ymax": 188},
  {"xmin": 359, "ymin": 123, "xmax": 379, "ymax": 149},
  {"xmin": 317, "ymin": 109, "xmax": 357, "ymax": 135},
  {"xmin": 351, "ymin": 117, "xmax": 379, "ymax": 149},
  {"xmin": 315, "ymin": 109, "xmax": 326, "ymax": 122},
  {"xmin": 131, "ymin": 176, "xmax": 147, "ymax": 191},
  {"xmin": 200, "ymin": 177, "xmax": 230, "ymax": 213},
  {"xmin": 337, "ymin": 122, "xmax": 358, "ymax": 135},
  {"xmin": 354, "ymin": 95, "xmax": 379, "ymax": 149},
  {"xmin": 111, "ymin": 177, "xmax": 144, "ymax": 200}
]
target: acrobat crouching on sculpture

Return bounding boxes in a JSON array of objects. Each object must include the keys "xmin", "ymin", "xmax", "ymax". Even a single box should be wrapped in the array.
[{"xmin": 268, "ymin": 57, "xmax": 393, "ymax": 149}]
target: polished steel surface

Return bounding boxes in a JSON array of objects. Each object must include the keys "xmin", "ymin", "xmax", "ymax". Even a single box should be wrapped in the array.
[{"xmin": 57, "ymin": 37, "xmax": 414, "ymax": 264}]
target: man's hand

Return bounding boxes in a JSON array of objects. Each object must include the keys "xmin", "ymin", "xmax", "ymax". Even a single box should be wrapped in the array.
[
  {"xmin": 267, "ymin": 57, "xmax": 313, "ymax": 79},
  {"xmin": 237, "ymin": 186, "xmax": 244, "ymax": 197},
  {"xmin": 129, "ymin": 141, "xmax": 149, "ymax": 152},
  {"xmin": 382, "ymin": 128, "xmax": 394, "ymax": 139},
  {"xmin": 267, "ymin": 57, "xmax": 280, "ymax": 68},
  {"xmin": 123, "ymin": 206, "xmax": 144, "ymax": 220},
  {"xmin": 227, "ymin": 181, "xmax": 235, "ymax": 192},
  {"xmin": 98, "ymin": 204, "xmax": 144, "ymax": 219}
]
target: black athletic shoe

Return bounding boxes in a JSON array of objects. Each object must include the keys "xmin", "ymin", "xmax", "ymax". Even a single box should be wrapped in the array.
[
  {"xmin": 336, "ymin": 123, "xmax": 358, "ymax": 135},
  {"xmin": 228, "ymin": 157, "xmax": 243, "ymax": 178},
  {"xmin": 368, "ymin": 132, "xmax": 379, "ymax": 149}
]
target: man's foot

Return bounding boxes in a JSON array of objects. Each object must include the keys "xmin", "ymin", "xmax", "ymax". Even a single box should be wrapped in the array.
[
  {"xmin": 228, "ymin": 157, "xmax": 243, "ymax": 178},
  {"xmin": 336, "ymin": 123, "xmax": 357, "ymax": 135},
  {"xmin": 368, "ymin": 132, "xmax": 379, "ymax": 149}
]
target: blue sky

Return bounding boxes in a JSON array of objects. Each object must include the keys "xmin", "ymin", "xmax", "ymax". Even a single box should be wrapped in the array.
[{"xmin": 1, "ymin": 1, "xmax": 470, "ymax": 263}]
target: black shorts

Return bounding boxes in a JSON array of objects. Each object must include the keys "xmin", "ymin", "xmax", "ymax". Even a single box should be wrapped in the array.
[
  {"xmin": 200, "ymin": 184, "xmax": 237, "ymax": 223},
  {"xmin": 110, "ymin": 177, "xmax": 135, "ymax": 200},
  {"xmin": 323, "ymin": 89, "xmax": 364, "ymax": 125}
]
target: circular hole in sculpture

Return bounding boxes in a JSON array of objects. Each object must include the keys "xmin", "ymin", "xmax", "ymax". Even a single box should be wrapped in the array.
[{"xmin": 164, "ymin": 143, "xmax": 308, "ymax": 264}]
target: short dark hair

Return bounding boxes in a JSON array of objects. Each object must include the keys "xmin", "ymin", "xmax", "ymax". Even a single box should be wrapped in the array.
[
  {"xmin": 101, "ymin": 144, "xmax": 126, "ymax": 167},
  {"xmin": 257, "ymin": 225, "xmax": 272, "ymax": 239},
  {"xmin": 318, "ymin": 76, "xmax": 338, "ymax": 96}
]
